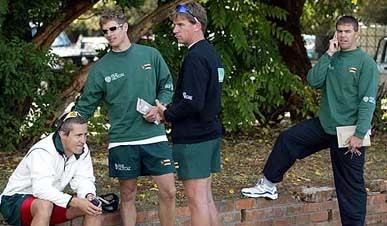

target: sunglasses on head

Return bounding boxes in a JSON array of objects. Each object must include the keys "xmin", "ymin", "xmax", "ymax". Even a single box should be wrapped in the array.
[
  {"xmin": 102, "ymin": 24, "xmax": 123, "ymax": 35},
  {"xmin": 175, "ymin": 4, "xmax": 199, "ymax": 24},
  {"xmin": 56, "ymin": 111, "xmax": 81, "ymax": 130},
  {"xmin": 62, "ymin": 111, "xmax": 81, "ymax": 122}
]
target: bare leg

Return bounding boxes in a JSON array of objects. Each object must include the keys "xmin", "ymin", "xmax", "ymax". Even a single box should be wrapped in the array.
[
  {"xmin": 67, "ymin": 207, "xmax": 102, "ymax": 226},
  {"xmin": 30, "ymin": 199, "xmax": 53, "ymax": 226},
  {"xmin": 119, "ymin": 179, "xmax": 138, "ymax": 226},
  {"xmin": 153, "ymin": 173, "xmax": 176, "ymax": 226},
  {"xmin": 207, "ymin": 177, "xmax": 219, "ymax": 226},
  {"xmin": 184, "ymin": 178, "xmax": 212, "ymax": 226}
]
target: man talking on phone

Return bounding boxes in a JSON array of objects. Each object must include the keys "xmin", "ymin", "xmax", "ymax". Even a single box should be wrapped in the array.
[{"xmin": 241, "ymin": 16, "xmax": 379, "ymax": 226}]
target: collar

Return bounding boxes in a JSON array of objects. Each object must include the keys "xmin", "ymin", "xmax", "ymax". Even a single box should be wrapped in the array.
[
  {"xmin": 188, "ymin": 39, "xmax": 205, "ymax": 49},
  {"xmin": 53, "ymin": 132, "xmax": 82, "ymax": 160}
]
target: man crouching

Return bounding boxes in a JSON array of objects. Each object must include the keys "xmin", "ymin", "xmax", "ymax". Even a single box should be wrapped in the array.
[{"xmin": 0, "ymin": 111, "xmax": 102, "ymax": 226}]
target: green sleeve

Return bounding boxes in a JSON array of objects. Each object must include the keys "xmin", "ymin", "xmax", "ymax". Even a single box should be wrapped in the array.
[
  {"xmin": 154, "ymin": 51, "xmax": 173, "ymax": 105},
  {"xmin": 354, "ymin": 57, "xmax": 380, "ymax": 138},
  {"xmin": 74, "ymin": 69, "xmax": 104, "ymax": 120},
  {"xmin": 307, "ymin": 53, "xmax": 332, "ymax": 89}
]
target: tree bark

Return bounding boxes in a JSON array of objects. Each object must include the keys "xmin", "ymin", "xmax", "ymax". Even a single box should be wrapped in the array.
[
  {"xmin": 32, "ymin": 0, "xmax": 98, "ymax": 48},
  {"xmin": 267, "ymin": 0, "xmax": 311, "ymax": 80}
]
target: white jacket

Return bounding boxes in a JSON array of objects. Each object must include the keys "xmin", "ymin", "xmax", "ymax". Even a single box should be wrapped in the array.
[{"xmin": 0, "ymin": 133, "xmax": 96, "ymax": 208}]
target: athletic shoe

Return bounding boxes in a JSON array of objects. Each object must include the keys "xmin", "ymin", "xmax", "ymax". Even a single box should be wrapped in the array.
[{"xmin": 241, "ymin": 178, "xmax": 278, "ymax": 199}]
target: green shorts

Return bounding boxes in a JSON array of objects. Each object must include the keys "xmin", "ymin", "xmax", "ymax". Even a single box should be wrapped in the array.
[
  {"xmin": 108, "ymin": 142, "xmax": 175, "ymax": 179},
  {"xmin": 173, "ymin": 138, "xmax": 221, "ymax": 180},
  {"xmin": 0, "ymin": 194, "xmax": 29, "ymax": 226}
]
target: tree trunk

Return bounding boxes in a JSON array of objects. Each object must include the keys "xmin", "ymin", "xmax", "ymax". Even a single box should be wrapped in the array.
[
  {"xmin": 32, "ymin": 0, "xmax": 98, "ymax": 48},
  {"xmin": 267, "ymin": 0, "xmax": 311, "ymax": 80}
]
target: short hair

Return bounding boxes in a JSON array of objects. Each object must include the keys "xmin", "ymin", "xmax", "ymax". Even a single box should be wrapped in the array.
[
  {"xmin": 99, "ymin": 9, "xmax": 128, "ymax": 27},
  {"xmin": 57, "ymin": 112, "xmax": 87, "ymax": 136},
  {"xmin": 336, "ymin": 16, "xmax": 359, "ymax": 32},
  {"xmin": 173, "ymin": 1, "xmax": 208, "ymax": 33}
]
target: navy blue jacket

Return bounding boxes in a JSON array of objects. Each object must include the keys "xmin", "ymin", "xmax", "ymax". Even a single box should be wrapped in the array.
[{"xmin": 164, "ymin": 39, "xmax": 224, "ymax": 143}]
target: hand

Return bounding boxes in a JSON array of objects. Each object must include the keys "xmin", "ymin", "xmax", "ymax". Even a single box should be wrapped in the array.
[
  {"xmin": 327, "ymin": 32, "xmax": 340, "ymax": 56},
  {"xmin": 143, "ymin": 106, "xmax": 159, "ymax": 123},
  {"xmin": 155, "ymin": 100, "xmax": 166, "ymax": 121},
  {"xmin": 344, "ymin": 135, "xmax": 363, "ymax": 157},
  {"xmin": 70, "ymin": 197, "xmax": 102, "ymax": 216}
]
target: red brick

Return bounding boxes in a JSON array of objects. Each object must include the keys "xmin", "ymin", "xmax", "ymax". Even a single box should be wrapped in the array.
[
  {"xmin": 219, "ymin": 211, "xmax": 241, "ymax": 223},
  {"xmin": 272, "ymin": 207, "xmax": 287, "ymax": 217},
  {"xmin": 303, "ymin": 202, "xmax": 322, "ymax": 213},
  {"xmin": 310, "ymin": 211, "xmax": 329, "ymax": 222},
  {"xmin": 286, "ymin": 204, "xmax": 303, "ymax": 216},
  {"xmin": 295, "ymin": 214, "xmax": 310, "ymax": 225},
  {"xmin": 242, "ymin": 209, "xmax": 267, "ymax": 222},
  {"xmin": 235, "ymin": 198, "xmax": 256, "ymax": 210},
  {"xmin": 136, "ymin": 210, "xmax": 158, "ymax": 222},
  {"xmin": 273, "ymin": 217, "xmax": 292, "ymax": 226},
  {"xmin": 276, "ymin": 194, "xmax": 299, "ymax": 206},
  {"xmin": 216, "ymin": 199, "xmax": 235, "ymax": 212},
  {"xmin": 176, "ymin": 206, "xmax": 190, "ymax": 217}
]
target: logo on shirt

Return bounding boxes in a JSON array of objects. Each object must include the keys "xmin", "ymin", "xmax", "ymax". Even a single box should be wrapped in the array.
[
  {"xmin": 105, "ymin": 73, "xmax": 125, "ymax": 83},
  {"xmin": 218, "ymin": 68, "xmax": 225, "ymax": 83},
  {"xmin": 328, "ymin": 64, "xmax": 334, "ymax": 70},
  {"xmin": 348, "ymin": 67, "xmax": 358, "ymax": 73},
  {"xmin": 183, "ymin": 92, "xmax": 193, "ymax": 100},
  {"xmin": 362, "ymin": 96, "xmax": 376, "ymax": 104},
  {"xmin": 142, "ymin": 64, "xmax": 152, "ymax": 70},
  {"xmin": 165, "ymin": 83, "xmax": 174, "ymax": 91}
]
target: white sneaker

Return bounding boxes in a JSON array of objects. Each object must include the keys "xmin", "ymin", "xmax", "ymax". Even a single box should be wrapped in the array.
[{"xmin": 241, "ymin": 178, "xmax": 278, "ymax": 199}]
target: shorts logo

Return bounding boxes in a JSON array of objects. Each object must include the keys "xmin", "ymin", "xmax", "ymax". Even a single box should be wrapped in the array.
[
  {"xmin": 115, "ymin": 163, "xmax": 131, "ymax": 171},
  {"xmin": 362, "ymin": 96, "xmax": 376, "ymax": 104},
  {"xmin": 161, "ymin": 159, "xmax": 172, "ymax": 166},
  {"xmin": 142, "ymin": 64, "xmax": 152, "ymax": 70},
  {"xmin": 105, "ymin": 73, "xmax": 125, "ymax": 83},
  {"xmin": 217, "ymin": 68, "xmax": 225, "ymax": 83}
]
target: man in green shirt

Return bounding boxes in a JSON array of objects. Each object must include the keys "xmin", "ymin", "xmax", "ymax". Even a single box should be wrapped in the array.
[
  {"xmin": 74, "ymin": 9, "xmax": 176, "ymax": 226},
  {"xmin": 242, "ymin": 16, "xmax": 379, "ymax": 226}
]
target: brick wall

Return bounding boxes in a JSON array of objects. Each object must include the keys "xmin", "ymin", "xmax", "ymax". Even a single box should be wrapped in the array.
[{"xmin": 58, "ymin": 180, "xmax": 387, "ymax": 226}]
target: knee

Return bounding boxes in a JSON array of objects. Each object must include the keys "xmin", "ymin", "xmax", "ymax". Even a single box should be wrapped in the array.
[
  {"xmin": 158, "ymin": 185, "xmax": 176, "ymax": 201},
  {"xmin": 120, "ymin": 186, "xmax": 137, "ymax": 202},
  {"xmin": 32, "ymin": 199, "xmax": 54, "ymax": 218}
]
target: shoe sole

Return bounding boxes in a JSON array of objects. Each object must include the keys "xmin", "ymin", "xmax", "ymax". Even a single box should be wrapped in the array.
[{"xmin": 241, "ymin": 191, "xmax": 278, "ymax": 200}]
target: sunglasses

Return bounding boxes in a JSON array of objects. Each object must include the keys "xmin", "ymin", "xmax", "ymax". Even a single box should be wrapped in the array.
[
  {"xmin": 102, "ymin": 24, "xmax": 123, "ymax": 35},
  {"xmin": 56, "ymin": 111, "xmax": 81, "ymax": 130},
  {"xmin": 175, "ymin": 4, "xmax": 200, "ymax": 24},
  {"xmin": 62, "ymin": 111, "xmax": 81, "ymax": 121}
]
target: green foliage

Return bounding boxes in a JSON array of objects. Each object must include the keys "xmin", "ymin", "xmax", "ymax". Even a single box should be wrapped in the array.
[
  {"xmin": 373, "ymin": 89, "xmax": 387, "ymax": 133},
  {"xmin": 301, "ymin": 0, "xmax": 357, "ymax": 35},
  {"xmin": 0, "ymin": 38, "xmax": 72, "ymax": 151}
]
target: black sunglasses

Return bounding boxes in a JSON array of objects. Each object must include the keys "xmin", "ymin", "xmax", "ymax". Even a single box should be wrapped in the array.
[
  {"xmin": 102, "ymin": 24, "xmax": 123, "ymax": 35},
  {"xmin": 175, "ymin": 4, "xmax": 199, "ymax": 23}
]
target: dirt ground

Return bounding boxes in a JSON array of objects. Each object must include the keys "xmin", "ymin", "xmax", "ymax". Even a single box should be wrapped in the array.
[{"xmin": 0, "ymin": 124, "xmax": 386, "ymax": 211}]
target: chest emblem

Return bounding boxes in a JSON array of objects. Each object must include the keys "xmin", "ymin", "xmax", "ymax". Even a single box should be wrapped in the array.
[
  {"xmin": 142, "ymin": 64, "xmax": 152, "ymax": 70},
  {"xmin": 348, "ymin": 67, "xmax": 357, "ymax": 73}
]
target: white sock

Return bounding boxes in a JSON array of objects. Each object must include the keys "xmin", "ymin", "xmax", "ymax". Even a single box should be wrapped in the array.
[{"xmin": 262, "ymin": 176, "xmax": 275, "ymax": 188}]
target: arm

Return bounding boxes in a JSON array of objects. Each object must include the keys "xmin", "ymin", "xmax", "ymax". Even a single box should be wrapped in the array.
[
  {"xmin": 307, "ymin": 54, "xmax": 331, "ymax": 89},
  {"xmin": 307, "ymin": 34, "xmax": 339, "ymax": 89},
  {"xmin": 29, "ymin": 150, "xmax": 72, "ymax": 208},
  {"xmin": 155, "ymin": 50, "xmax": 174, "ymax": 105},
  {"xmin": 164, "ymin": 55, "xmax": 208, "ymax": 123},
  {"xmin": 74, "ymin": 69, "xmax": 104, "ymax": 120},
  {"xmin": 354, "ymin": 58, "xmax": 379, "ymax": 138},
  {"xmin": 69, "ymin": 145, "xmax": 96, "ymax": 199}
]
